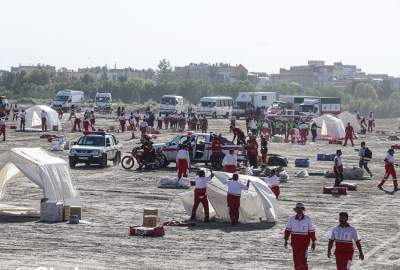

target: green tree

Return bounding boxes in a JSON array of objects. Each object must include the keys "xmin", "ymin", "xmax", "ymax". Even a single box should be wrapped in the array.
[
  {"xmin": 24, "ymin": 69, "xmax": 50, "ymax": 85},
  {"xmin": 156, "ymin": 59, "xmax": 172, "ymax": 85}
]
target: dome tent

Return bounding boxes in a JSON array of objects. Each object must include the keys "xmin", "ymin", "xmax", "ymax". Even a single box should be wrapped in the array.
[
  {"xmin": 180, "ymin": 171, "xmax": 278, "ymax": 223},
  {"xmin": 0, "ymin": 148, "xmax": 81, "ymax": 206},
  {"xmin": 338, "ymin": 111, "xmax": 361, "ymax": 133},
  {"xmin": 18, "ymin": 105, "xmax": 61, "ymax": 131},
  {"xmin": 312, "ymin": 114, "xmax": 346, "ymax": 140}
]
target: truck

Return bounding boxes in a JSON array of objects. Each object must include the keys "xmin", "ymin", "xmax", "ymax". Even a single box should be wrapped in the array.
[
  {"xmin": 160, "ymin": 95, "xmax": 185, "ymax": 114},
  {"xmin": 94, "ymin": 92, "xmax": 112, "ymax": 113},
  {"xmin": 52, "ymin": 89, "xmax": 85, "ymax": 112},
  {"xmin": 279, "ymin": 95, "xmax": 341, "ymax": 117},
  {"xmin": 233, "ymin": 92, "xmax": 277, "ymax": 118}
]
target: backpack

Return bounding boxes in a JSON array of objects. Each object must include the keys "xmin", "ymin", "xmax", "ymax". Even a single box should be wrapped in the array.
[{"xmin": 364, "ymin": 148, "xmax": 372, "ymax": 160}]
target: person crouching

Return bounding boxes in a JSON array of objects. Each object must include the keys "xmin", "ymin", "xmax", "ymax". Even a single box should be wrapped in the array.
[
  {"xmin": 265, "ymin": 169, "xmax": 280, "ymax": 199},
  {"xmin": 191, "ymin": 170, "xmax": 214, "ymax": 222},
  {"xmin": 227, "ymin": 173, "xmax": 250, "ymax": 225}
]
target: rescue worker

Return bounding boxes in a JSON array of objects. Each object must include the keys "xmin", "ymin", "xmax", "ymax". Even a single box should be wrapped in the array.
[
  {"xmin": 265, "ymin": 169, "xmax": 280, "ymax": 199},
  {"xmin": 247, "ymin": 135, "xmax": 258, "ymax": 168},
  {"xmin": 367, "ymin": 112, "xmax": 374, "ymax": 133},
  {"xmin": 310, "ymin": 122, "xmax": 320, "ymax": 143},
  {"xmin": 358, "ymin": 142, "xmax": 372, "ymax": 177},
  {"xmin": 227, "ymin": 173, "xmax": 250, "ymax": 225},
  {"xmin": 328, "ymin": 212, "xmax": 364, "ymax": 270},
  {"xmin": 211, "ymin": 136, "xmax": 223, "ymax": 169},
  {"xmin": 41, "ymin": 110, "xmax": 48, "ymax": 132},
  {"xmin": 19, "ymin": 109, "xmax": 26, "ymax": 132},
  {"xmin": 222, "ymin": 149, "xmax": 238, "ymax": 173},
  {"xmin": 82, "ymin": 116, "xmax": 90, "ymax": 133},
  {"xmin": 191, "ymin": 170, "xmax": 214, "ymax": 222},
  {"xmin": 231, "ymin": 126, "xmax": 246, "ymax": 145},
  {"xmin": 0, "ymin": 117, "xmax": 5, "ymax": 141},
  {"xmin": 73, "ymin": 115, "xmax": 81, "ymax": 132},
  {"xmin": 139, "ymin": 119, "xmax": 148, "ymax": 139},
  {"xmin": 334, "ymin": 150, "xmax": 344, "ymax": 187},
  {"xmin": 299, "ymin": 121, "xmax": 308, "ymax": 144},
  {"xmin": 200, "ymin": 115, "xmax": 208, "ymax": 133},
  {"xmin": 377, "ymin": 148, "xmax": 398, "ymax": 192},
  {"xmin": 250, "ymin": 118, "xmax": 258, "ymax": 136},
  {"xmin": 284, "ymin": 202, "xmax": 317, "ymax": 270},
  {"xmin": 262, "ymin": 120, "xmax": 270, "ymax": 137},
  {"xmin": 134, "ymin": 110, "xmax": 140, "ymax": 127},
  {"xmin": 157, "ymin": 112, "xmax": 163, "ymax": 130},
  {"xmin": 119, "ymin": 112, "xmax": 126, "ymax": 132},
  {"xmin": 343, "ymin": 123, "xmax": 355, "ymax": 147},
  {"xmin": 261, "ymin": 135, "xmax": 268, "ymax": 164},
  {"xmin": 176, "ymin": 144, "xmax": 190, "ymax": 179},
  {"xmin": 90, "ymin": 111, "xmax": 96, "ymax": 131}
]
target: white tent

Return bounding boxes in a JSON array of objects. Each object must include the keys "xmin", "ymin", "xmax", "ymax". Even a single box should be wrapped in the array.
[
  {"xmin": 338, "ymin": 111, "xmax": 361, "ymax": 133},
  {"xmin": 0, "ymin": 148, "xmax": 81, "ymax": 206},
  {"xmin": 312, "ymin": 114, "xmax": 345, "ymax": 139},
  {"xmin": 180, "ymin": 172, "xmax": 278, "ymax": 223},
  {"xmin": 18, "ymin": 105, "xmax": 61, "ymax": 131}
]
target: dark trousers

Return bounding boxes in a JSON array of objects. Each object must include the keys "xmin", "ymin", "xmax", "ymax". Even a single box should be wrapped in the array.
[{"xmin": 359, "ymin": 159, "xmax": 371, "ymax": 174}]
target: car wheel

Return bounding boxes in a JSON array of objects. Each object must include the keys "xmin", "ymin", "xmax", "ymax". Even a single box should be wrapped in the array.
[
  {"xmin": 69, "ymin": 157, "xmax": 76, "ymax": 168},
  {"xmin": 160, "ymin": 154, "xmax": 169, "ymax": 168},
  {"xmin": 100, "ymin": 154, "xmax": 107, "ymax": 168},
  {"xmin": 113, "ymin": 151, "xmax": 121, "ymax": 166}
]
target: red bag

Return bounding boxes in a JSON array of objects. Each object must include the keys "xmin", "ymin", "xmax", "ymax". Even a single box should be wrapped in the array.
[{"xmin": 323, "ymin": 187, "xmax": 347, "ymax": 195}]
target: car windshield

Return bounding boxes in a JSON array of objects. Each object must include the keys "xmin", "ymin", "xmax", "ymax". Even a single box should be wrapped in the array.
[
  {"xmin": 201, "ymin": 101, "xmax": 215, "ymax": 107},
  {"xmin": 235, "ymin": 101, "xmax": 249, "ymax": 109},
  {"xmin": 161, "ymin": 97, "xmax": 177, "ymax": 105},
  {"xmin": 54, "ymin": 95, "xmax": 69, "ymax": 101},
  {"xmin": 96, "ymin": 97, "xmax": 110, "ymax": 102},
  {"xmin": 77, "ymin": 136, "xmax": 105, "ymax": 146},
  {"xmin": 170, "ymin": 135, "xmax": 189, "ymax": 145}
]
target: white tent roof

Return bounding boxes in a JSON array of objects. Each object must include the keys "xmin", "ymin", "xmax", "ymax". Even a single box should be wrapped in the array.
[
  {"xmin": 181, "ymin": 172, "xmax": 278, "ymax": 223},
  {"xmin": 18, "ymin": 105, "xmax": 61, "ymax": 131},
  {"xmin": 338, "ymin": 111, "xmax": 361, "ymax": 132},
  {"xmin": 312, "ymin": 114, "xmax": 346, "ymax": 139},
  {"xmin": 0, "ymin": 148, "xmax": 81, "ymax": 206}
]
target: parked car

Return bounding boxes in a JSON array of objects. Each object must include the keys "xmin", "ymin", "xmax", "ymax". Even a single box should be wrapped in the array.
[{"xmin": 68, "ymin": 132, "xmax": 122, "ymax": 168}]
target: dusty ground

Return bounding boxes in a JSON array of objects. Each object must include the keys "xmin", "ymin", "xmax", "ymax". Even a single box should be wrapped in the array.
[{"xmin": 0, "ymin": 113, "xmax": 400, "ymax": 270}]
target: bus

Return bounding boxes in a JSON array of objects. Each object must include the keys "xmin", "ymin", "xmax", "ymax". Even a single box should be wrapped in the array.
[
  {"xmin": 160, "ymin": 95, "xmax": 184, "ymax": 114},
  {"xmin": 197, "ymin": 96, "xmax": 233, "ymax": 118}
]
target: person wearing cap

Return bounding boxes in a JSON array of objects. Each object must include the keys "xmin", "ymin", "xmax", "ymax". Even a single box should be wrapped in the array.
[
  {"xmin": 264, "ymin": 169, "xmax": 280, "ymax": 199},
  {"xmin": 191, "ymin": 170, "xmax": 214, "ymax": 222},
  {"xmin": 334, "ymin": 150, "xmax": 344, "ymax": 187},
  {"xmin": 0, "ymin": 117, "xmax": 5, "ymax": 141},
  {"xmin": 227, "ymin": 174, "xmax": 250, "ymax": 225},
  {"xmin": 40, "ymin": 110, "xmax": 48, "ymax": 132},
  {"xmin": 246, "ymin": 135, "xmax": 258, "ymax": 168},
  {"xmin": 328, "ymin": 212, "xmax": 364, "ymax": 270},
  {"xmin": 284, "ymin": 202, "xmax": 316, "ymax": 270},
  {"xmin": 378, "ymin": 148, "xmax": 398, "ymax": 192},
  {"xmin": 222, "ymin": 149, "xmax": 238, "ymax": 173},
  {"xmin": 176, "ymin": 144, "xmax": 190, "ymax": 180}
]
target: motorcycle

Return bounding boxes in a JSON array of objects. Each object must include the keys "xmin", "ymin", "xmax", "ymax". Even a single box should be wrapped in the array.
[{"xmin": 121, "ymin": 146, "xmax": 165, "ymax": 170}]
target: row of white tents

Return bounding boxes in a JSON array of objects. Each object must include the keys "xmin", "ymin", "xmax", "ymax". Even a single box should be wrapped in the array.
[{"xmin": 313, "ymin": 111, "xmax": 361, "ymax": 140}]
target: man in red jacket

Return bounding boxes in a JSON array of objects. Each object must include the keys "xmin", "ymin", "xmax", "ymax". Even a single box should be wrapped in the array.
[
  {"xmin": 210, "ymin": 135, "xmax": 223, "ymax": 168},
  {"xmin": 343, "ymin": 123, "xmax": 355, "ymax": 147},
  {"xmin": 247, "ymin": 136, "xmax": 258, "ymax": 168},
  {"xmin": 284, "ymin": 202, "xmax": 317, "ymax": 270},
  {"xmin": 231, "ymin": 126, "xmax": 246, "ymax": 145}
]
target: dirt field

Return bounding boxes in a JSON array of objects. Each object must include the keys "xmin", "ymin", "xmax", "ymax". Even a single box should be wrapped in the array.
[{"xmin": 0, "ymin": 114, "xmax": 400, "ymax": 270}]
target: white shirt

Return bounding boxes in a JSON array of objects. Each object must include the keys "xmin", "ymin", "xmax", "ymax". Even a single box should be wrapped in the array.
[
  {"xmin": 41, "ymin": 112, "xmax": 47, "ymax": 118},
  {"xmin": 265, "ymin": 175, "xmax": 279, "ymax": 187},
  {"xmin": 334, "ymin": 155, "xmax": 342, "ymax": 166},
  {"xmin": 262, "ymin": 122, "xmax": 269, "ymax": 128},
  {"xmin": 222, "ymin": 153, "xmax": 237, "ymax": 166},
  {"xmin": 385, "ymin": 153, "xmax": 395, "ymax": 164},
  {"xmin": 227, "ymin": 180, "xmax": 248, "ymax": 196},
  {"xmin": 250, "ymin": 120, "xmax": 257, "ymax": 129},
  {"xmin": 19, "ymin": 111, "xmax": 26, "ymax": 119},
  {"xmin": 299, "ymin": 123, "xmax": 308, "ymax": 130},
  {"xmin": 285, "ymin": 215, "xmax": 315, "ymax": 236},
  {"xmin": 139, "ymin": 121, "xmax": 148, "ymax": 128},
  {"xmin": 330, "ymin": 225, "xmax": 360, "ymax": 244},
  {"xmin": 118, "ymin": 115, "xmax": 126, "ymax": 121},
  {"xmin": 133, "ymin": 112, "xmax": 140, "ymax": 118},
  {"xmin": 176, "ymin": 149, "xmax": 190, "ymax": 163},
  {"xmin": 0, "ymin": 119, "xmax": 5, "ymax": 126},
  {"xmin": 195, "ymin": 176, "xmax": 212, "ymax": 189}
]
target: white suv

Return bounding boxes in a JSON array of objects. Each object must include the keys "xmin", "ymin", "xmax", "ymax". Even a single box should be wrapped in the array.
[{"xmin": 69, "ymin": 132, "xmax": 122, "ymax": 168}]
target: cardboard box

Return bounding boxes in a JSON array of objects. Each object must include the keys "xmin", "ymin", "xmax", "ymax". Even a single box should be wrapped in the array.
[
  {"xmin": 143, "ymin": 215, "xmax": 157, "ymax": 227},
  {"xmin": 143, "ymin": 208, "xmax": 158, "ymax": 217},
  {"xmin": 63, "ymin": 206, "xmax": 71, "ymax": 221},
  {"xmin": 64, "ymin": 206, "xmax": 82, "ymax": 220}
]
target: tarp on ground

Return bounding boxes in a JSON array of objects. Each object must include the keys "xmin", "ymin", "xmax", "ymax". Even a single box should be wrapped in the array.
[
  {"xmin": 180, "ymin": 171, "xmax": 278, "ymax": 223},
  {"xmin": 0, "ymin": 148, "xmax": 81, "ymax": 206},
  {"xmin": 338, "ymin": 111, "xmax": 361, "ymax": 133},
  {"xmin": 18, "ymin": 105, "xmax": 61, "ymax": 131},
  {"xmin": 312, "ymin": 114, "xmax": 346, "ymax": 139}
]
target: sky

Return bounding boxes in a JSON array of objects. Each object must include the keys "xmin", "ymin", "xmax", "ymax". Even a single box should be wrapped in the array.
[{"xmin": 1, "ymin": 0, "xmax": 400, "ymax": 75}]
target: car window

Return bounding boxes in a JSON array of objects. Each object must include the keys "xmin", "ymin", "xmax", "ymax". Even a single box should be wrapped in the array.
[
  {"xmin": 196, "ymin": 136, "xmax": 206, "ymax": 145},
  {"xmin": 112, "ymin": 135, "xmax": 118, "ymax": 145},
  {"xmin": 77, "ymin": 136, "xmax": 105, "ymax": 146},
  {"xmin": 106, "ymin": 137, "xmax": 112, "ymax": 146}
]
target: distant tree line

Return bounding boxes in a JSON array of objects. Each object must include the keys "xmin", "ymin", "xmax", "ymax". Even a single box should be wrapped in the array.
[{"xmin": 0, "ymin": 60, "xmax": 399, "ymax": 118}]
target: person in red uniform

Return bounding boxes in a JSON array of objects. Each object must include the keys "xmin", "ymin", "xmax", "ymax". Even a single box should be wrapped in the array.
[
  {"xmin": 222, "ymin": 149, "xmax": 238, "ymax": 173},
  {"xmin": 247, "ymin": 136, "xmax": 259, "ymax": 168},
  {"xmin": 367, "ymin": 112, "xmax": 374, "ymax": 133},
  {"xmin": 261, "ymin": 135, "xmax": 268, "ymax": 164},
  {"xmin": 377, "ymin": 148, "xmax": 398, "ymax": 192},
  {"xmin": 328, "ymin": 212, "xmax": 364, "ymax": 270},
  {"xmin": 73, "ymin": 116, "xmax": 81, "ymax": 132},
  {"xmin": 264, "ymin": 169, "xmax": 280, "ymax": 199},
  {"xmin": 334, "ymin": 150, "xmax": 344, "ymax": 187},
  {"xmin": 210, "ymin": 136, "xmax": 223, "ymax": 168},
  {"xmin": 284, "ymin": 202, "xmax": 316, "ymax": 270},
  {"xmin": 176, "ymin": 144, "xmax": 190, "ymax": 179},
  {"xmin": 343, "ymin": 123, "xmax": 355, "ymax": 147},
  {"xmin": 82, "ymin": 117, "xmax": 90, "ymax": 133},
  {"xmin": 231, "ymin": 126, "xmax": 246, "ymax": 145},
  {"xmin": 139, "ymin": 120, "xmax": 148, "ymax": 139},
  {"xmin": 191, "ymin": 170, "xmax": 214, "ymax": 222},
  {"xmin": 227, "ymin": 173, "xmax": 250, "ymax": 225}
]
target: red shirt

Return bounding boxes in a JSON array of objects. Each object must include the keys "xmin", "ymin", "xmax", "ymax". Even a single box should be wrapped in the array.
[
  {"xmin": 211, "ymin": 140, "xmax": 222, "ymax": 154},
  {"xmin": 345, "ymin": 126, "xmax": 353, "ymax": 136},
  {"xmin": 247, "ymin": 139, "xmax": 258, "ymax": 156}
]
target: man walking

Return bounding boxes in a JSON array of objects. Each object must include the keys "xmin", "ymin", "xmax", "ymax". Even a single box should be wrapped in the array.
[
  {"xmin": 191, "ymin": 170, "xmax": 214, "ymax": 222},
  {"xmin": 328, "ymin": 212, "xmax": 364, "ymax": 270},
  {"xmin": 343, "ymin": 123, "xmax": 355, "ymax": 147},
  {"xmin": 377, "ymin": 148, "xmax": 398, "ymax": 192},
  {"xmin": 358, "ymin": 142, "xmax": 372, "ymax": 177},
  {"xmin": 227, "ymin": 173, "xmax": 250, "ymax": 225},
  {"xmin": 284, "ymin": 202, "xmax": 316, "ymax": 270},
  {"xmin": 367, "ymin": 112, "xmax": 374, "ymax": 133}
]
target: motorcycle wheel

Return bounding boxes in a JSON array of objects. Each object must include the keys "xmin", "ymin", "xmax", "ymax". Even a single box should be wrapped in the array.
[{"xmin": 121, "ymin": 156, "xmax": 135, "ymax": 169}]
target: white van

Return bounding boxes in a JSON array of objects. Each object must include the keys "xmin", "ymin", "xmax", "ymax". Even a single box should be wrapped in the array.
[
  {"xmin": 197, "ymin": 96, "xmax": 233, "ymax": 118},
  {"xmin": 94, "ymin": 92, "xmax": 112, "ymax": 113},
  {"xmin": 233, "ymin": 92, "xmax": 276, "ymax": 117},
  {"xmin": 52, "ymin": 89, "xmax": 85, "ymax": 112},
  {"xmin": 160, "ymin": 95, "xmax": 184, "ymax": 113}
]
